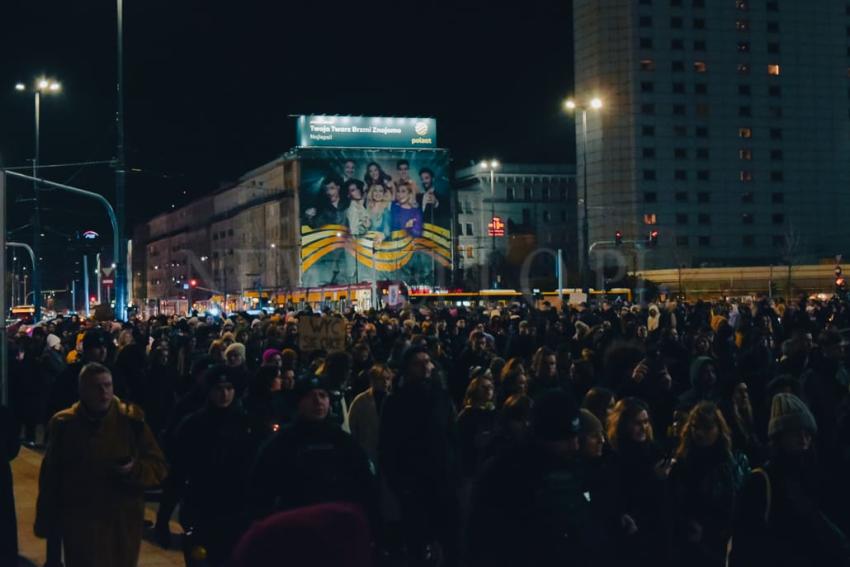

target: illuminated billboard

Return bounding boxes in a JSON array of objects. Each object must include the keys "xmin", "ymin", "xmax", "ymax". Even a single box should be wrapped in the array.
[
  {"xmin": 296, "ymin": 115, "xmax": 437, "ymax": 149},
  {"xmin": 299, "ymin": 148, "xmax": 451, "ymax": 287}
]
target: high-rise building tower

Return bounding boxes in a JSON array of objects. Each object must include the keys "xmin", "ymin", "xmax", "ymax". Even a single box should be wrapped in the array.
[{"xmin": 574, "ymin": 0, "xmax": 850, "ymax": 270}]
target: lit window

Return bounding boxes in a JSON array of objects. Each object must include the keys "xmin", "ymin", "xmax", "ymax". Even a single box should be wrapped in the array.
[
  {"xmin": 640, "ymin": 59, "xmax": 656, "ymax": 71},
  {"xmin": 466, "ymin": 246, "xmax": 474, "ymax": 258},
  {"xmin": 768, "ymin": 64, "xmax": 780, "ymax": 76},
  {"xmin": 644, "ymin": 213, "xmax": 657, "ymax": 225},
  {"xmin": 739, "ymin": 149, "xmax": 753, "ymax": 160},
  {"xmin": 740, "ymin": 171, "xmax": 753, "ymax": 182},
  {"xmin": 739, "ymin": 128, "xmax": 752, "ymax": 138},
  {"xmin": 694, "ymin": 61, "xmax": 707, "ymax": 72}
]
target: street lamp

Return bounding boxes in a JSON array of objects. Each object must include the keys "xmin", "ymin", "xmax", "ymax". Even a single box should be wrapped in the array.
[
  {"xmin": 563, "ymin": 96, "xmax": 603, "ymax": 292},
  {"xmin": 479, "ymin": 159, "xmax": 500, "ymax": 288},
  {"xmin": 15, "ymin": 76, "xmax": 62, "ymax": 322}
]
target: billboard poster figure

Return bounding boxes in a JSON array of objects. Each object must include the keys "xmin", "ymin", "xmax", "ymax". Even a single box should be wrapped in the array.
[{"xmin": 299, "ymin": 147, "xmax": 450, "ymax": 288}]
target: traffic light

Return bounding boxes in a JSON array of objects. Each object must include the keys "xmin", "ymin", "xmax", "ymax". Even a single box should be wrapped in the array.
[
  {"xmin": 615, "ymin": 230, "xmax": 623, "ymax": 246},
  {"xmin": 189, "ymin": 279, "xmax": 198, "ymax": 288},
  {"xmin": 647, "ymin": 230, "xmax": 659, "ymax": 247},
  {"xmin": 836, "ymin": 265, "xmax": 846, "ymax": 295}
]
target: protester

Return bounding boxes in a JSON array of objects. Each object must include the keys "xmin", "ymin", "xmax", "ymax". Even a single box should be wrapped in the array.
[
  {"xmin": 0, "ymin": 405, "xmax": 20, "ymax": 565},
  {"xmin": 34, "ymin": 362, "xmax": 167, "ymax": 567}
]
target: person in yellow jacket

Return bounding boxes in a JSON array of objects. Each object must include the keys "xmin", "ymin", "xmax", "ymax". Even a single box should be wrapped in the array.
[{"xmin": 35, "ymin": 362, "xmax": 168, "ymax": 567}]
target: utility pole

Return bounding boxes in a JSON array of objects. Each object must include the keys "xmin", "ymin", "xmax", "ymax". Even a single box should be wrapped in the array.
[
  {"xmin": 114, "ymin": 0, "xmax": 128, "ymax": 320},
  {"xmin": 83, "ymin": 254, "xmax": 90, "ymax": 317}
]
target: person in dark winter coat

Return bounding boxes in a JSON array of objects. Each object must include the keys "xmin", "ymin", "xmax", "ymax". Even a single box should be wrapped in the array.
[
  {"xmin": 677, "ymin": 356, "xmax": 720, "ymax": 411},
  {"xmin": 729, "ymin": 393, "xmax": 850, "ymax": 567},
  {"xmin": 608, "ymin": 397, "xmax": 672, "ymax": 567},
  {"xmin": 46, "ymin": 328, "xmax": 116, "ymax": 422},
  {"xmin": 468, "ymin": 389, "xmax": 594, "ymax": 567},
  {"xmin": 379, "ymin": 346, "xmax": 461, "ymax": 566},
  {"xmin": 670, "ymin": 402, "xmax": 749, "ymax": 567},
  {"xmin": 171, "ymin": 365, "xmax": 256, "ymax": 566},
  {"xmin": 0, "ymin": 405, "xmax": 20, "ymax": 565},
  {"xmin": 247, "ymin": 374, "xmax": 376, "ymax": 522}
]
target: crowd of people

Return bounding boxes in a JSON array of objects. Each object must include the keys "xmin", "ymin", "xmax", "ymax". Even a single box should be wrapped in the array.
[{"xmin": 5, "ymin": 293, "xmax": 850, "ymax": 566}]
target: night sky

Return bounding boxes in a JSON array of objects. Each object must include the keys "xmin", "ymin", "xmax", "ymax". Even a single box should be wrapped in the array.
[{"xmin": 2, "ymin": 0, "xmax": 575, "ymax": 288}]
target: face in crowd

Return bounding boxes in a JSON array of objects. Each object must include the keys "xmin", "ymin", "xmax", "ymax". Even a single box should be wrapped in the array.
[
  {"xmin": 298, "ymin": 389, "xmax": 330, "ymax": 422},
  {"xmin": 209, "ymin": 382, "xmax": 235, "ymax": 409},
  {"xmin": 79, "ymin": 370, "xmax": 114, "ymax": 414},
  {"xmin": 629, "ymin": 409, "xmax": 652, "ymax": 444}
]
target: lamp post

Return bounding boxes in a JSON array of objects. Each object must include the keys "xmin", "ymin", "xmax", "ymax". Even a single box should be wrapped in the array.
[
  {"xmin": 564, "ymin": 96, "xmax": 602, "ymax": 292},
  {"xmin": 479, "ymin": 159, "xmax": 500, "ymax": 288},
  {"xmin": 15, "ymin": 77, "xmax": 62, "ymax": 321}
]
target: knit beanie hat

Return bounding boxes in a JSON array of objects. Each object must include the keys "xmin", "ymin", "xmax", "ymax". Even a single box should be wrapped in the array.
[
  {"xmin": 225, "ymin": 342, "xmax": 246, "ymax": 360},
  {"xmin": 768, "ymin": 393, "xmax": 817, "ymax": 438},
  {"xmin": 262, "ymin": 348, "xmax": 281, "ymax": 364},
  {"xmin": 578, "ymin": 408, "xmax": 603, "ymax": 436}
]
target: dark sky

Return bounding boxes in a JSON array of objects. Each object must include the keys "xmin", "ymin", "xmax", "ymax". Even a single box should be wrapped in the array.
[{"xmin": 1, "ymin": 0, "xmax": 575, "ymax": 287}]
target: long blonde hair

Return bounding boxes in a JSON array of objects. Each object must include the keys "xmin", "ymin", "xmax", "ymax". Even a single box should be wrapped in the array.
[{"xmin": 463, "ymin": 377, "xmax": 495, "ymax": 410}]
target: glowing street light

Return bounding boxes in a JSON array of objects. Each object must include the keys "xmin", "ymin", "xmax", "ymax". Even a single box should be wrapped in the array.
[{"xmin": 563, "ymin": 95, "xmax": 604, "ymax": 291}]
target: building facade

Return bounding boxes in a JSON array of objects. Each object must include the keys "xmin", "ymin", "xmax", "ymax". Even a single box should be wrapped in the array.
[
  {"xmin": 132, "ymin": 158, "xmax": 300, "ymax": 311},
  {"xmin": 453, "ymin": 163, "xmax": 578, "ymax": 289},
  {"xmin": 573, "ymin": 0, "xmax": 850, "ymax": 270}
]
